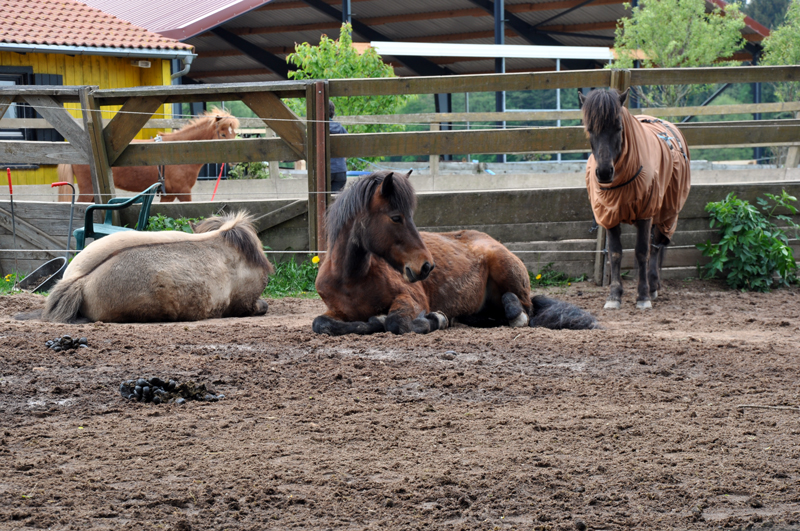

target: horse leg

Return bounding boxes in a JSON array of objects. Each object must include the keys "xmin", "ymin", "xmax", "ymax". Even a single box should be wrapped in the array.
[
  {"xmin": 73, "ymin": 165, "xmax": 95, "ymax": 203},
  {"xmin": 312, "ymin": 312, "xmax": 387, "ymax": 336},
  {"xmin": 253, "ymin": 299, "xmax": 269, "ymax": 316},
  {"xmin": 384, "ymin": 294, "xmax": 446, "ymax": 335},
  {"xmin": 648, "ymin": 226, "xmax": 670, "ymax": 300},
  {"xmin": 604, "ymin": 224, "xmax": 624, "ymax": 309},
  {"xmin": 634, "ymin": 218, "xmax": 653, "ymax": 309},
  {"xmin": 502, "ymin": 293, "xmax": 529, "ymax": 328}
]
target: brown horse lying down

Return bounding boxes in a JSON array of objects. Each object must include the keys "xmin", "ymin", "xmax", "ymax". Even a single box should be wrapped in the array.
[
  {"xmin": 312, "ymin": 171, "xmax": 599, "ymax": 335},
  {"xmin": 16, "ymin": 212, "xmax": 274, "ymax": 323}
]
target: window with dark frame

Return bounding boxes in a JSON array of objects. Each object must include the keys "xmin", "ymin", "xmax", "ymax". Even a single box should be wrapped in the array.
[{"xmin": 0, "ymin": 66, "xmax": 64, "ymax": 169}]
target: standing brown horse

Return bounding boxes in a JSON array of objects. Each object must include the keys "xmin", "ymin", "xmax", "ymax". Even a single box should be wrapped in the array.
[
  {"xmin": 580, "ymin": 88, "xmax": 691, "ymax": 310},
  {"xmin": 58, "ymin": 108, "xmax": 239, "ymax": 203},
  {"xmin": 312, "ymin": 170, "xmax": 599, "ymax": 335}
]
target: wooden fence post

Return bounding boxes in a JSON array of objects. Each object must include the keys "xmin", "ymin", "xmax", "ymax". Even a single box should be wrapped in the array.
[
  {"xmin": 79, "ymin": 87, "xmax": 116, "ymax": 204},
  {"xmin": 594, "ymin": 69, "xmax": 632, "ymax": 286},
  {"xmin": 314, "ymin": 81, "xmax": 329, "ymax": 256},
  {"xmin": 786, "ymin": 111, "xmax": 800, "ymax": 169},
  {"xmin": 429, "ymin": 122, "xmax": 440, "ymax": 178},
  {"xmin": 306, "ymin": 82, "xmax": 330, "ymax": 256}
]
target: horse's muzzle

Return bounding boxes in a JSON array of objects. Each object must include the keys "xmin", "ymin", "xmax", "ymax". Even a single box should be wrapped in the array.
[
  {"xmin": 405, "ymin": 261, "xmax": 434, "ymax": 283},
  {"xmin": 595, "ymin": 166, "xmax": 615, "ymax": 184}
]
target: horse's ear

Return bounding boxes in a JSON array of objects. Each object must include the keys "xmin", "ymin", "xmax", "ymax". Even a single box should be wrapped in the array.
[
  {"xmin": 381, "ymin": 172, "xmax": 395, "ymax": 198},
  {"xmin": 578, "ymin": 91, "xmax": 586, "ymax": 108},
  {"xmin": 406, "ymin": 169, "xmax": 413, "ymax": 177},
  {"xmin": 619, "ymin": 88, "xmax": 629, "ymax": 106},
  {"xmin": 215, "ymin": 115, "xmax": 223, "ymax": 122}
]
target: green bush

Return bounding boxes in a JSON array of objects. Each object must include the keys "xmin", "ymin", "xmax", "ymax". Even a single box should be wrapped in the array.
[
  {"xmin": 529, "ymin": 263, "xmax": 586, "ymax": 287},
  {"xmin": 229, "ymin": 161, "xmax": 269, "ymax": 180},
  {"xmin": 146, "ymin": 214, "xmax": 203, "ymax": 233},
  {"xmin": 263, "ymin": 256, "xmax": 320, "ymax": 298},
  {"xmin": 698, "ymin": 191, "xmax": 799, "ymax": 291}
]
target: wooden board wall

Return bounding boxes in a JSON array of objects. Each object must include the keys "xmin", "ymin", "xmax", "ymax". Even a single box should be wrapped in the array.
[{"xmin": 0, "ymin": 201, "xmax": 88, "ymax": 276}]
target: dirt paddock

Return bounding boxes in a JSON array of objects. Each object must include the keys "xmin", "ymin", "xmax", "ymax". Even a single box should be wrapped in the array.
[{"xmin": 1, "ymin": 280, "xmax": 799, "ymax": 531}]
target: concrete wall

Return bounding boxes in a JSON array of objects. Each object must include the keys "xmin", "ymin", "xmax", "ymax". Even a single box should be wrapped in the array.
[{"xmin": 4, "ymin": 181, "xmax": 799, "ymax": 282}]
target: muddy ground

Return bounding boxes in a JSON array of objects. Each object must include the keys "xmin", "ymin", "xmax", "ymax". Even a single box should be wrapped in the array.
[{"xmin": 1, "ymin": 280, "xmax": 799, "ymax": 531}]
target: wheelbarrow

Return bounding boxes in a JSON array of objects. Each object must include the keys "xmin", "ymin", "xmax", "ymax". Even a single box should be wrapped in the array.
[{"xmin": 18, "ymin": 182, "xmax": 77, "ymax": 293}]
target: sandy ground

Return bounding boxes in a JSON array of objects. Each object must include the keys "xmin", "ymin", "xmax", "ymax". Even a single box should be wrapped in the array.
[{"xmin": 1, "ymin": 279, "xmax": 799, "ymax": 530}]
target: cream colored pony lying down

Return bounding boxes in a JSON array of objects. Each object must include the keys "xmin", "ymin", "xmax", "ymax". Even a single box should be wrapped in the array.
[{"xmin": 17, "ymin": 212, "xmax": 274, "ymax": 323}]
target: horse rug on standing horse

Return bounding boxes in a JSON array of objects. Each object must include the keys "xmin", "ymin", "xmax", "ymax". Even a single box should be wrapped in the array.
[{"xmin": 586, "ymin": 108, "xmax": 691, "ymax": 241}]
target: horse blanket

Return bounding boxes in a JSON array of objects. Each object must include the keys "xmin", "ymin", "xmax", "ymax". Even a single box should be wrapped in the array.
[{"xmin": 585, "ymin": 108, "xmax": 691, "ymax": 239}]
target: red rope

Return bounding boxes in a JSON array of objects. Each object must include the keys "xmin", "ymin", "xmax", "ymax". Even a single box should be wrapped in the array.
[{"xmin": 210, "ymin": 163, "xmax": 226, "ymax": 201}]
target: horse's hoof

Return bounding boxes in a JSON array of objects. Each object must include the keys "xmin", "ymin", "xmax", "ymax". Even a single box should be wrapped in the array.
[
  {"xmin": 374, "ymin": 315, "xmax": 387, "ymax": 325},
  {"xmin": 431, "ymin": 311, "xmax": 449, "ymax": 330},
  {"xmin": 636, "ymin": 300, "xmax": 652, "ymax": 310},
  {"xmin": 604, "ymin": 300, "xmax": 621, "ymax": 310},
  {"xmin": 510, "ymin": 311, "xmax": 528, "ymax": 328},
  {"xmin": 650, "ymin": 290, "xmax": 658, "ymax": 300}
]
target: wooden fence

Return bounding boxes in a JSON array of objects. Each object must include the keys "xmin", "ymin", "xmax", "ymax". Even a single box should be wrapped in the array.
[{"xmin": 1, "ymin": 65, "xmax": 800, "ymax": 283}]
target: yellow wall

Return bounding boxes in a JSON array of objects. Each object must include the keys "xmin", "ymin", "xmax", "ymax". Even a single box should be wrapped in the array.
[{"xmin": 0, "ymin": 52, "xmax": 172, "ymax": 186}]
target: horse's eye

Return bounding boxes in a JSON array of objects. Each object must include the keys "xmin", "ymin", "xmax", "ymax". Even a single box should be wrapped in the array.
[{"xmin": 390, "ymin": 215, "xmax": 402, "ymax": 223}]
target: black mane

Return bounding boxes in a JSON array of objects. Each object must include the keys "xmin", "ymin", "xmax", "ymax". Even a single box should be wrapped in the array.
[
  {"xmin": 581, "ymin": 88, "xmax": 622, "ymax": 135},
  {"xmin": 325, "ymin": 170, "xmax": 417, "ymax": 247}
]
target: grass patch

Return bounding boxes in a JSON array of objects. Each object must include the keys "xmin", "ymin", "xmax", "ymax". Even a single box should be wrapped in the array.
[
  {"xmin": 529, "ymin": 263, "xmax": 586, "ymax": 288},
  {"xmin": 1, "ymin": 272, "xmax": 24, "ymax": 294},
  {"xmin": 264, "ymin": 256, "xmax": 320, "ymax": 298}
]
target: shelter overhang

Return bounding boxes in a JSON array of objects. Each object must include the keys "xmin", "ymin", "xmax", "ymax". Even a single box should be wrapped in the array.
[{"xmin": 369, "ymin": 42, "xmax": 614, "ymax": 61}]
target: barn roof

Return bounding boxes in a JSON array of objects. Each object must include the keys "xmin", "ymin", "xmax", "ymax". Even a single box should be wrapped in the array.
[
  {"xmin": 0, "ymin": 0, "xmax": 194, "ymax": 53},
  {"xmin": 76, "ymin": 0, "xmax": 770, "ymax": 83}
]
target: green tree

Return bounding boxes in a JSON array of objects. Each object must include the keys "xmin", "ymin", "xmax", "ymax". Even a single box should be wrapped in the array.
[
  {"xmin": 759, "ymin": 0, "xmax": 800, "ymax": 166},
  {"xmin": 286, "ymin": 23, "xmax": 415, "ymax": 170},
  {"xmin": 613, "ymin": 0, "xmax": 746, "ymax": 108},
  {"xmin": 761, "ymin": 0, "xmax": 800, "ymax": 103},
  {"xmin": 742, "ymin": 0, "xmax": 792, "ymax": 29}
]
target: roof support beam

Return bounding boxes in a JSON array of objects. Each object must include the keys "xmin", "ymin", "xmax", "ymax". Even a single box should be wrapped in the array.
[
  {"xmin": 532, "ymin": 0, "xmax": 597, "ymax": 28},
  {"xmin": 342, "ymin": 0, "xmax": 351, "ymax": 23},
  {"xmin": 495, "ymin": 0, "xmax": 506, "ymax": 163},
  {"xmin": 210, "ymin": 26, "xmax": 291, "ymax": 79},
  {"xmin": 466, "ymin": 0, "xmax": 563, "ymax": 46},
  {"xmin": 299, "ymin": 0, "xmax": 454, "ymax": 77},
  {"xmin": 199, "ymin": 19, "xmax": 618, "ymax": 40}
]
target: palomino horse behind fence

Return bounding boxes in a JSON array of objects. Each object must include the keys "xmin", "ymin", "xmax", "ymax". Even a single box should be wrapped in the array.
[
  {"xmin": 312, "ymin": 170, "xmax": 600, "ymax": 335},
  {"xmin": 580, "ymin": 88, "xmax": 691, "ymax": 310},
  {"xmin": 58, "ymin": 108, "xmax": 239, "ymax": 203},
  {"xmin": 15, "ymin": 212, "xmax": 274, "ymax": 323}
]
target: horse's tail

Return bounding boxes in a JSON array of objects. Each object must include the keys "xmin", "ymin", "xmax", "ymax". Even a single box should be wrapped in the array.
[
  {"xmin": 195, "ymin": 211, "xmax": 275, "ymax": 274},
  {"xmin": 529, "ymin": 295, "xmax": 602, "ymax": 330},
  {"xmin": 56, "ymin": 164, "xmax": 73, "ymax": 202},
  {"xmin": 40, "ymin": 276, "xmax": 86, "ymax": 323}
]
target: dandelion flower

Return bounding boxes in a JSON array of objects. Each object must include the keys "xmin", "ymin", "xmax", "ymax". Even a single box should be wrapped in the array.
[
  {"xmin": 535, "ymin": 274, "xmax": 542, "ymax": 280},
  {"xmin": 311, "ymin": 256, "xmax": 320, "ymax": 264},
  {"xmin": 568, "ymin": 282, "xmax": 572, "ymax": 286}
]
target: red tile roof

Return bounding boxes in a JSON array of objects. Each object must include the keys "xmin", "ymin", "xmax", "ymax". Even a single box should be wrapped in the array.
[
  {"xmin": 0, "ymin": 0, "xmax": 194, "ymax": 50},
  {"xmin": 78, "ymin": 0, "xmax": 273, "ymax": 41}
]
